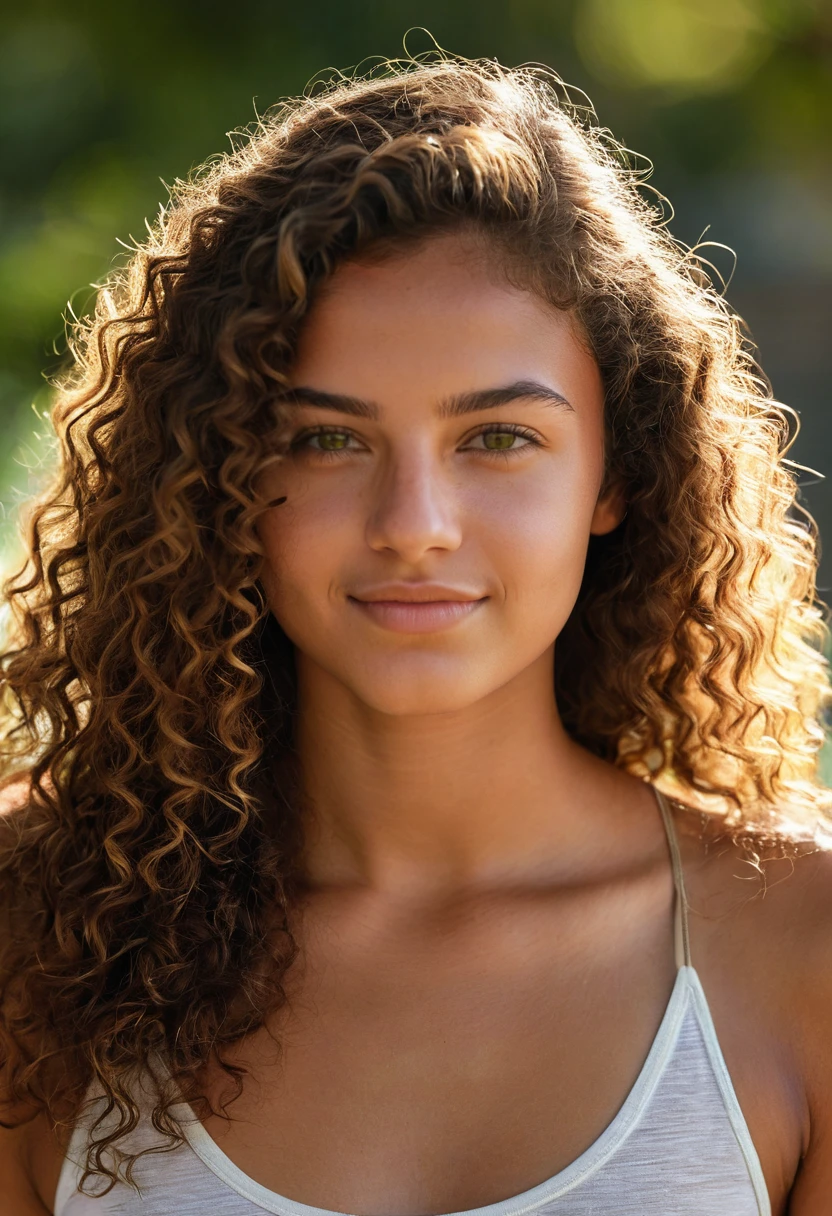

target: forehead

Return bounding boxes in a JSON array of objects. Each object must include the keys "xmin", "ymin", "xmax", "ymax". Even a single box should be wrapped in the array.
[{"xmin": 290, "ymin": 233, "xmax": 601, "ymax": 404}]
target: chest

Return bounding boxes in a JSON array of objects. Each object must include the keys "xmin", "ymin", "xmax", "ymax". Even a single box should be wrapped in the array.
[{"xmin": 195, "ymin": 884, "xmax": 795, "ymax": 1215}]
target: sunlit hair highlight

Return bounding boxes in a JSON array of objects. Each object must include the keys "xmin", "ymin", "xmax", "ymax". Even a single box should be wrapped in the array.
[{"xmin": 1, "ymin": 50, "xmax": 830, "ymax": 1186}]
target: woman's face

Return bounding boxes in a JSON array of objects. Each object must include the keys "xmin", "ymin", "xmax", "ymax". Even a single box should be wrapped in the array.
[{"xmin": 257, "ymin": 233, "xmax": 624, "ymax": 715}]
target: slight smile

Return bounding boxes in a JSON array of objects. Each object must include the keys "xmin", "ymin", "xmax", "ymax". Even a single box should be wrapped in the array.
[{"xmin": 347, "ymin": 595, "xmax": 489, "ymax": 633}]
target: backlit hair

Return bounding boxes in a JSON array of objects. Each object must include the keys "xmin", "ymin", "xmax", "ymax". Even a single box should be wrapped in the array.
[{"xmin": 1, "ymin": 52, "xmax": 829, "ymax": 1187}]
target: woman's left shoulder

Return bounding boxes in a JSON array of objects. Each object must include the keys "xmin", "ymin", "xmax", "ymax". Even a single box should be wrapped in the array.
[
  {"xmin": 668, "ymin": 796, "xmax": 832, "ymax": 1204},
  {"xmin": 670, "ymin": 794, "xmax": 832, "ymax": 991},
  {"xmin": 676, "ymin": 801, "xmax": 832, "ymax": 1129},
  {"xmin": 732, "ymin": 810, "xmax": 832, "ymax": 1061}
]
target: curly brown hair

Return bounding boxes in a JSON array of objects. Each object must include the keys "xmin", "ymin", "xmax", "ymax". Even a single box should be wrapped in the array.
[{"xmin": 1, "ymin": 50, "xmax": 830, "ymax": 1188}]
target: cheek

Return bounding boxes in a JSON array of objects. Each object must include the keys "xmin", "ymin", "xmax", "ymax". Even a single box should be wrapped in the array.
[
  {"xmin": 469, "ymin": 457, "xmax": 600, "ymax": 586},
  {"xmin": 258, "ymin": 441, "xmax": 602, "ymax": 642},
  {"xmin": 257, "ymin": 487, "xmax": 358, "ymax": 617}
]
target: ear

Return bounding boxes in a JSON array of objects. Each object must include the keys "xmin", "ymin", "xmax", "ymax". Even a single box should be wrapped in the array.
[{"xmin": 589, "ymin": 477, "xmax": 627, "ymax": 536}]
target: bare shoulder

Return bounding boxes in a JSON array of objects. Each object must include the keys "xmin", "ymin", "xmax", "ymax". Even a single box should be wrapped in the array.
[
  {"xmin": 669, "ymin": 794, "xmax": 832, "ymax": 981},
  {"xmin": 669, "ymin": 795, "xmax": 832, "ymax": 1209}
]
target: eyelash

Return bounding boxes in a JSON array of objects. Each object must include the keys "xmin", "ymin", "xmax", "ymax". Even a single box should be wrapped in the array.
[{"xmin": 288, "ymin": 423, "xmax": 544, "ymax": 460}]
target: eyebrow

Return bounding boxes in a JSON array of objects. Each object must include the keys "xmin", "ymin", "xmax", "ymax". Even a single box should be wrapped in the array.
[{"xmin": 279, "ymin": 379, "xmax": 574, "ymax": 420}]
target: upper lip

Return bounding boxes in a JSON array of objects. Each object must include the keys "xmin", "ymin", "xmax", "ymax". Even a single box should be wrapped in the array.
[{"xmin": 350, "ymin": 584, "xmax": 487, "ymax": 603}]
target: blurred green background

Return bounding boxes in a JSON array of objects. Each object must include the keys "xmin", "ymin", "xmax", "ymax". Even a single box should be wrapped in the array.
[{"xmin": 1, "ymin": 2, "xmax": 830, "ymax": 610}]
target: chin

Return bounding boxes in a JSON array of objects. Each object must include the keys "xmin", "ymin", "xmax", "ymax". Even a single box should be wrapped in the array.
[{"xmin": 343, "ymin": 663, "xmax": 494, "ymax": 717}]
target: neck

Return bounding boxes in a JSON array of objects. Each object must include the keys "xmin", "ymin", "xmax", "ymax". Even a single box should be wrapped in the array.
[{"xmin": 293, "ymin": 647, "xmax": 638, "ymax": 901}]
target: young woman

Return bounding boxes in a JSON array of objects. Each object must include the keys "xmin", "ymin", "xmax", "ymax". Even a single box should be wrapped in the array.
[{"xmin": 1, "ymin": 52, "xmax": 831, "ymax": 1216}]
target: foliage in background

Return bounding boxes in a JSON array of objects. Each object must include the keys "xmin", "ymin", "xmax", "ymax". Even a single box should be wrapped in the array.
[{"xmin": 1, "ymin": 0, "xmax": 830, "ymax": 770}]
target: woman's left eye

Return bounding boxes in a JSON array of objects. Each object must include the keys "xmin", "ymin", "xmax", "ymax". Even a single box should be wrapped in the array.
[{"xmin": 463, "ymin": 426, "xmax": 541, "ymax": 454}]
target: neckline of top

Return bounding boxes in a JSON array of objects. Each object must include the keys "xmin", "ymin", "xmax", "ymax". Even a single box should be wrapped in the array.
[
  {"xmin": 171, "ymin": 966, "xmax": 697, "ymax": 1216},
  {"xmin": 169, "ymin": 783, "xmax": 696, "ymax": 1216}
]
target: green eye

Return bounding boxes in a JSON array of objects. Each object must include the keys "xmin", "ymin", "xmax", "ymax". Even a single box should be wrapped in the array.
[
  {"xmin": 470, "ymin": 426, "xmax": 539, "ymax": 453},
  {"xmin": 482, "ymin": 431, "xmax": 519, "ymax": 450},
  {"xmin": 315, "ymin": 431, "xmax": 350, "ymax": 451},
  {"xmin": 289, "ymin": 426, "xmax": 362, "ymax": 456}
]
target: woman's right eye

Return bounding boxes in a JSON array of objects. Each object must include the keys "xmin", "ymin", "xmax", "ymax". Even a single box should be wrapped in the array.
[{"xmin": 290, "ymin": 427, "xmax": 357, "ymax": 454}]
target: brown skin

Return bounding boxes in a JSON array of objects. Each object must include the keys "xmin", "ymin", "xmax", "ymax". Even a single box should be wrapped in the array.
[{"xmin": 6, "ymin": 232, "xmax": 832, "ymax": 1212}]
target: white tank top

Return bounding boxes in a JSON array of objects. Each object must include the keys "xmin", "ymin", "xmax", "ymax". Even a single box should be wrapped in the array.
[{"xmin": 54, "ymin": 788, "xmax": 772, "ymax": 1215}]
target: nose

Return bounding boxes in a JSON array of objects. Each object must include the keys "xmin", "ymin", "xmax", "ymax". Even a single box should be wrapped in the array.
[{"xmin": 364, "ymin": 445, "xmax": 463, "ymax": 561}]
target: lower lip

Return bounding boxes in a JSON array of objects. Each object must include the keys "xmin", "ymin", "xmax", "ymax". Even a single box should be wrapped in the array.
[{"xmin": 349, "ymin": 598, "xmax": 487, "ymax": 633}]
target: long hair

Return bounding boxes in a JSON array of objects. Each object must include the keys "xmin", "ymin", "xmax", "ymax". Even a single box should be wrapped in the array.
[{"xmin": 1, "ymin": 51, "xmax": 829, "ymax": 1186}]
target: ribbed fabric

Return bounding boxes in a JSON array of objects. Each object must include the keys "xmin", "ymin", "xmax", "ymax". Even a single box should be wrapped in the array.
[{"xmin": 54, "ymin": 789, "xmax": 771, "ymax": 1215}]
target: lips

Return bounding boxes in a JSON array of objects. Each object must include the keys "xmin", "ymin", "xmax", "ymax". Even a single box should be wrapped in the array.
[
  {"xmin": 350, "ymin": 583, "xmax": 485, "ymax": 604},
  {"xmin": 348, "ymin": 588, "xmax": 488, "ymax": 633}
]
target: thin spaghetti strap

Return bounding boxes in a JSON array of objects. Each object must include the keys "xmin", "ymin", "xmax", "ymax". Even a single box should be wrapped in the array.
[{"xmin": 653, "ymin": 786, "xmax": 692, "ymax": 969}]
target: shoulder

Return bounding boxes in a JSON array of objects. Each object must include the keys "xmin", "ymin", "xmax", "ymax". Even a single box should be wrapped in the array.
[
  {"xmin": 669, "ymin": 794, "xmax": 832, "ymax": 980},
  {"xmin": 669, "ymin": 794, "xmax": 832, "ymax": 1037},
  {"xmin": 669, "ymin": 795, "xmax": 832, "ymax": 1205}
]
